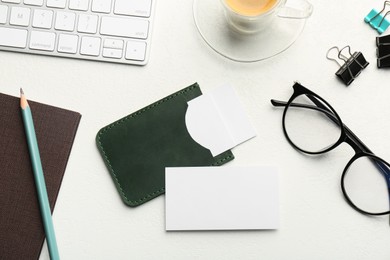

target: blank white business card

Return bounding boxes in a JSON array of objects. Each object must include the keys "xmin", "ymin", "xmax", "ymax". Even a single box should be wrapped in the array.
[{"xmin": 165, "ymin": 166, "xmax": 279, "ymax": 231}]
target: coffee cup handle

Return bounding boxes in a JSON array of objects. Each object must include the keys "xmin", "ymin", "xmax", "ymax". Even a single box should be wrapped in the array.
[{"xmin": 277, "ymin": 0, "xmax": 313, "ymax": 19}]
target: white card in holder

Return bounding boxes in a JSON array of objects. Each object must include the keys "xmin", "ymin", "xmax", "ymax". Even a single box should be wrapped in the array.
[{"xmin": 185, "ymin": 84, "xmax": 256, "ymax": 156}]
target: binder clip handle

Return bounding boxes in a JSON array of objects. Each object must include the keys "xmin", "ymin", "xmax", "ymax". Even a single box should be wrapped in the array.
[
  {"xmin": 326, "ymin": 46, "xmax": 343, "ymax": 67},
  {"xmin": 338, "ymin": 45, "xmax": 353, "ymax": 62}
]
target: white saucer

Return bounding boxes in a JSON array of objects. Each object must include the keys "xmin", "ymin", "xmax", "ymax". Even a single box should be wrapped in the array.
[{"xmin": 193, "ymin": 0, "xmax": 307, "ymax": 62}]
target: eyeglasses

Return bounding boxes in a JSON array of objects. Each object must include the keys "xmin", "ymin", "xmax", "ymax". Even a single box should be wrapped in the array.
[{"xmin": 271, "ymin": 82, "xmax": 390, "ymax": 217}]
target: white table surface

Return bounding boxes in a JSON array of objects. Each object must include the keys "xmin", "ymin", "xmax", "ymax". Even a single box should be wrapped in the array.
[{"xmin": 2, "ymin": 0, "xmax": 390, "ymax": 259}]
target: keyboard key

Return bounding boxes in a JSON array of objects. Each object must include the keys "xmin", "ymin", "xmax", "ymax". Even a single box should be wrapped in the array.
[
  {"xmin": 114, "ymin": 0, "xmax": 151, "ymax": 18},
  {"xmin": 80, "ymin": 36, "xmax": 100, "ymax": 56},
  {"xmin": 55, "ymin": 11, "xmax": 75, "ymax": 31},
  {"xmin": 102, "ymin": 48, "xmax": 122, "ymax": 59},
  {"xmin": 103, "ymin": 38, "xmax": 123, "ymax": 49},
  {"xmin": 77, "ymin": 14, "xmax": 98, "ymax": 34},
  {"xmin": 29, "ymin": 30, "xmax": 55, "ymax": 51},
  {"xmin": 0, "ymin": 5, "xmax": 8, "ymax": 24},
  {"xmin": 91, "ymin": 0, "xmax": 111, "ymax": 13},
  {"xmin": 100, "ymin": 16, "xmax": 148, "ymax": 39},
  {"xmin": 24, "ymin": 0, "xmax": 43, "ymax": 6},
  {"xmin": 125, "ymin": 40, "xmax": 145, "ymax": 61},
  {"xmin": 69, "ymin": 0, "xmax": 89, "ymax": 11},
  {"xmin": 0, "ymin": 27, "xmax": 27, "ymax": 48},
  {"xmin": 10, "ymin": 7, "xmax": 30, "ymax": 27},
  {"xmin": 58, "ymin": 33, "xmax": 78, "ymax": 53},
  {"xmin": 46, "ymin": 0, "xmax": 66, "ymax": 9},
  {"xmin": 32, "ymin": 9, "xmax": 53, "ymax": 29}
]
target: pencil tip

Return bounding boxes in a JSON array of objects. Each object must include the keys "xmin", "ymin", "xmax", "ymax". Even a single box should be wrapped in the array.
[{"xmin": 20, "ymin": 88, "xmax": 24, "ymax": 95}]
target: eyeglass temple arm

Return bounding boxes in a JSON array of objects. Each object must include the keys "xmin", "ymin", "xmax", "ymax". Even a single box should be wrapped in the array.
[
  {"xmin": 271, "ymin": 99, "xmax": 338, "ymax": 123},
  {"xmin": 271, "ymin": 98, "xmax": 390, "ymax": 180}
]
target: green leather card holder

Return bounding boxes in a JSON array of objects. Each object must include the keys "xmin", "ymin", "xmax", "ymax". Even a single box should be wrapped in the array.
[{"xmin": 96, "ymin": 83, "xmax": 234, "ymax": 207}]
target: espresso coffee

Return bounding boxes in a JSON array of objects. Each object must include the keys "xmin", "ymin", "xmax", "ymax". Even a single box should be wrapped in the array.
[{"xmin": 224, "ymin": 0, "xmax": 278, "ymax": 16}]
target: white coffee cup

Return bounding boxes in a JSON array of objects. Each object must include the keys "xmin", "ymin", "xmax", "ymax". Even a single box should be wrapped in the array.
[{"xmin": 221, "ymin": 0, "xmax": 313, "ymax": 34}]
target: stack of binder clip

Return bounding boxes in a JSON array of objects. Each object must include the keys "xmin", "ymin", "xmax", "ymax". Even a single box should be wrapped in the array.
[{"xmin": 376, "ymin": 34, "xmax": 390, "ymax": 68}]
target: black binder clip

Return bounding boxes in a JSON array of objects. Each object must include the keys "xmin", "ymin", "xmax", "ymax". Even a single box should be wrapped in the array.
[
  {"xmin": 376, "ymin": 34, "xmax": 390, "ymax": 68},
  {"xmin": 326, "ymin": 46, "xmax": 369, "ymax": 86}
]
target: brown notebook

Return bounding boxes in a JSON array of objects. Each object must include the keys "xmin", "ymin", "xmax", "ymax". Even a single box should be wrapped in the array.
[{"xmin": 0, "ymin": 93, "xmax": 81, "ymax": 260}]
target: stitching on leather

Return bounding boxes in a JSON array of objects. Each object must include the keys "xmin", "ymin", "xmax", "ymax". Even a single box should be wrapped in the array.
[
  {"xmin": 96, "ymin": 84, "xmax": 232, "ymax": 205},
  {"xmin": 212, "ymin": 154, "xmax": 233, "ymax": 166}
]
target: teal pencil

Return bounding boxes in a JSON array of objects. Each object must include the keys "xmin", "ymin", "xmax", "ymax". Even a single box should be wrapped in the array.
[{"xmin": 20, "ymin": 89, "xmax": 60, "ymax": 260}]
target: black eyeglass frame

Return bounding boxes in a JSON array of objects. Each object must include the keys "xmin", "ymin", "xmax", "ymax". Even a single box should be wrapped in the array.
[{"xmin": 271, "ymin": 82, "xmax": 390, "ymax": 216}]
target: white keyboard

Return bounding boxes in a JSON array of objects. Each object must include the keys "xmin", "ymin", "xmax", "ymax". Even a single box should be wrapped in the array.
[{"xmin": 0, "ymin": 0, "xmax": 155, "ymax": 65}]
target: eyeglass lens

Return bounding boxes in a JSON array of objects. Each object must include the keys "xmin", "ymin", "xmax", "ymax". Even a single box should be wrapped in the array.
[
  {"xmin": 284, "ymin": 94, "xmax": 342, "ymax": 153},
  {"xmin": 343, "ymin": 155, "xmax": 390, "ymax": 214}
]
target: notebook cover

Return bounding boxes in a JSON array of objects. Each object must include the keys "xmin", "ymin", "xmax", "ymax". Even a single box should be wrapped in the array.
[
  {"xmin": 96, "ymin": 83, "xmax": 234, "ymax": 207},
  {"xmin": 0, "ymin": 93, "xmax": 81, "ymax": 260}
]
